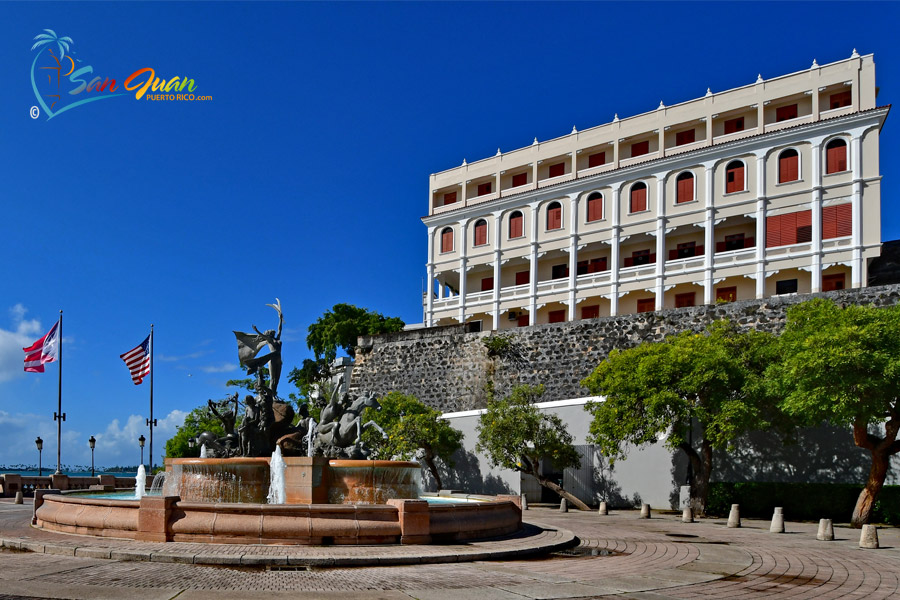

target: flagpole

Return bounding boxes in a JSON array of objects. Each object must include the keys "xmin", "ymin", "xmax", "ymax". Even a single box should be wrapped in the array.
[
  {"xmin": 54, "ymin": 310, "xmax": 64, "ymax": 474},
  {"xmin": 148, "ymin": 324, "xmax": 155, "ymax": 471}
]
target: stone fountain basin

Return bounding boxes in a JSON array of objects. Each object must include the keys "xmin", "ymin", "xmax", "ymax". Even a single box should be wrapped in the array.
[{"xmin": 33, "ymin": 493, "xmax": 523, "ymax": 545}]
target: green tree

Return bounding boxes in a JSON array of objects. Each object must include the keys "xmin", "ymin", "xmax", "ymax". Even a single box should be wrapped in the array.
[
  {"xmin": 581, "ymin": 321, "xmax": 778, "ymax": 514},
  {"xmin": 361, "ymin": 392, "xmax": 464, "ymax": 491},
  {"xmin": 769, "ymin": 298, "xmax": 900, "ymax": 527},
  {"xmin": 226, "ymin": 366, "xmax": 269, "ymax": 393},
  {"xmin": 164, "ymin": 406, "xmax": 225, "ymax": 459},
  {"xmin": 287, "ymin": 358, "xmax": 327, "ymax": 417},
  {"xmin": 306, "ymin": 303, "xmax": 404, "ymax": 362},
  {"xmin": 476, "ymin": 384, "xmax": 590, "ymax": 510}
]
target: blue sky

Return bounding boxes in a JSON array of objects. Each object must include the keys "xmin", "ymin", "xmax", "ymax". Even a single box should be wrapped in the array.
[{"xmin": 1, "ymin": 1, "xmax": 898, "ymax": 469}]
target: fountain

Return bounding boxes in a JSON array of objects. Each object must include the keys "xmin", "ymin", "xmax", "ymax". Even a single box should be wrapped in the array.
[
  {"xmin": 33, "ymin": 300, "xmax": 522, "ymax": 545},
  {"xmin": 134, "ymin": 465, "xmax": 146, "ymax": 500}
]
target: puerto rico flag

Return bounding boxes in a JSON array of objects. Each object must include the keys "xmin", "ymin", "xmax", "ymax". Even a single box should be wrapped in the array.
[{"xmin": 23, "ymin": 321, "xmax": 59, "ymax": 373}]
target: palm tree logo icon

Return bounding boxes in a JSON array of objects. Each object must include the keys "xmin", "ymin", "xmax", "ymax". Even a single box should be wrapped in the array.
[{"xmin": 30, "ymin": 29, "xmax": 122, "ymax": 120}]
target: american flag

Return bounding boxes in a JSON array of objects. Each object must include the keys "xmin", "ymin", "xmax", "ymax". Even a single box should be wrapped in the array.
[{"xmin": 120, "ymin": 335, "xmax": 151, "ymax": 385}]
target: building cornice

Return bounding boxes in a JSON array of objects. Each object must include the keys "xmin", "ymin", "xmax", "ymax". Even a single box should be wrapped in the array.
[{"xmin": 422, "ymin": 106, "xmax": 889, "ymax": 228}]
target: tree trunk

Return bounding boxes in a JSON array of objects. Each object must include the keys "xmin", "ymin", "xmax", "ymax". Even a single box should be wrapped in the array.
[
  {"xmin": 679, "ymin": 438, "xmax": 713, "ymax": 516},
  {"xmin": 851, "ymin": 449, "xmax": 890, "ymax": 527},
  {"xmin": 421, "ymin": 448, "xmax": 443, "ymax": 491},
  {"xmin": 535, "ymin": 474, "xmax": 591, "ymax": 511}
]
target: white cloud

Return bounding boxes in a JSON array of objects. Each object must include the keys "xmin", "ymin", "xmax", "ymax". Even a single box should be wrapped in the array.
[
  {"xmin": 156, "ymin": 350, "xmax": 211, "ymax": 362},
  {"xmin": 200, "ymin": 362, "xmax": 239, "ymax": 373},
  {"xmin": 0, "ymin": 304, "xmax": 44, "ymax": 383},
  {"xmin": 91, "ymin": 409, "xmax": 187, "ymax": 465}
]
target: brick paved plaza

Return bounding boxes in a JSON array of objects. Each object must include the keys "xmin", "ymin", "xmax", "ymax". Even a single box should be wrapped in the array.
[{"xmin": 1, "ymin": 498, "xmax": 899, "ymax": 599}]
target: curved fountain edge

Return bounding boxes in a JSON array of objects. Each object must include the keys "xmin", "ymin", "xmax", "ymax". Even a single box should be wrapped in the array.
[{"xmin": 33, "ymin": 492, "xmax": 525, "ymax": 546}]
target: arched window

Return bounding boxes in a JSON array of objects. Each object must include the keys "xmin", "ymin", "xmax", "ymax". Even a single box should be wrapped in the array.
[
  {"xmin": 826, "ymin": 139, "xmax": 848, "ymax": 174},
  {"xmin": 474, "ymin": 219, "xmax": 488, "ymax": 246},
  {"xmin": 546, "ymin": 201, "xmax": 562, "ymax": 230},
  {"xmin": 586, "ymin": 192, "xmax": 603, "ymax": 222},
  {"xmin": 778, "ymin": 149, "xmax": 799, "ymax": 183},
  {"xmin": 676, "ymin": 172, "xmax": 694, "ymax": 204},
  {"xmin": 440, "ymin": 227, "xmax": 453, "ymax": 253},
  {"xmin": 509, "ymin": 211, "xmax": 524, "ymax": 238},
  {"xmin": 725, "ymin": 160, "xmax": 745, "ymax": 193},
  {"xmin": 630, "ymin": 182, "xmax": 647, "ymax": 213}
]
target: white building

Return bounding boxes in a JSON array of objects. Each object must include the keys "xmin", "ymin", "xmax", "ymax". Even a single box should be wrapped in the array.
[{"xmin": 423, "ymin": 52, "xmax": 888, "ymax": 331}]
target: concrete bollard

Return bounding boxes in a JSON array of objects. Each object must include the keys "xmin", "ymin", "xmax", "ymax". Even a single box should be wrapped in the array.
[
  {"xmin": 520, "ymin": 493, "xmax": 528, "ymax": 510},
  {"xmin": 559, "ymin": 498, "xmax": 568, "ymax": 513},
  {"xmin": 640, "ymin": 503, "xmax": 651, "ymax": 519},
  {"xmin": 682, "ymin": 506, "xmax": 694, "ymax": 523},
  {"xmin": 598, "ymin": 501, "xmax": 608, "ymax": 515},
  {"xmin": 727, "ymin": 504, "xmax": 741, "ymax": 528},
  {"xmin": 816, "ymin": 518, "xmax": 834, "ymax": 541},
  {"xmin": 769, "ymin": 507, "xmax": 784, "ymax": 533},
  {"xmin": 859, "ymin": 524, "xmax": 879, "ymax": 549},
  {"xmin": 14, "ymin": 491, "xmax": 23, "ymax": 504}
]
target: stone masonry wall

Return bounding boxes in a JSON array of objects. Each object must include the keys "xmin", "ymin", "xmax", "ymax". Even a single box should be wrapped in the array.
[{"xmin": 350, "ymin": 284, "xmax": 900, "ymax": 413}]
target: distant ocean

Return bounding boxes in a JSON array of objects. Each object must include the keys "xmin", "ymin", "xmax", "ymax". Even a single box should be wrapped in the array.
[{"xmin": 0, "ymin": 470, "xmax": 139, "ymax": 478}]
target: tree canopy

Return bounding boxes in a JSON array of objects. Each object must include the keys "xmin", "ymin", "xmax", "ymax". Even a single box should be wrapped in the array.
[
  {"xmin": 164, "ymin": 405, "xmax": 225, "ymax": 459},
  {"xmin": 581, "ymin": 321, "xmax": 778, "ymax": 513},
  {"xmin": 476, "ymin": 384, "xmax": 589, "ymax": 510},
  {"xmin": 768, "ymin": 298, "xmax": 900, "ymax": 526},
  {"xmin": 306, "ymin": 303, "xmax": 404, "ymax": 362},
  {"xmin": 361, "ymin": 392, "xmax": 463, "ymax": 491}
]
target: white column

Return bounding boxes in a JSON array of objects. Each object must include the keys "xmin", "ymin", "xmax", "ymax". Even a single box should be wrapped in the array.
[
  {"xmin": 457, "ymin": 219, "xmax": 469, "ymax": 323},
  {"xmin": 426, "ymin": 227, "xmax": 435, "ymax": 327},
  {"xmin": 568, "ymin": 194, "xmax": 579, "ymax": 321},
  {"xmin": 851, "ymin": 135, "xmax": 863, "ymax": 287},
  {"xmin": 610, "ymin": 185, "xmax": 621, "ymax": 316},
  {"xmin": 810, "ymin": 141, "xmax": 823, "ymax": 292},
  {"xmin": 755, "ymin": 153, "xmax": 767, "ymax": 299},
  {"xmin": 655, "ymin": 173, "xmax": 666, "ymax": 310},
  {"xmin": 703, "ymin": 163, "xmax": 715, "ymax": 304},
  {"xmin": 528, "ymin": 204, "xmax": 539, "ymax": 325},
  {"xmin": 492, "ymin": 212, "xmax": 502, "ymax": 330}
]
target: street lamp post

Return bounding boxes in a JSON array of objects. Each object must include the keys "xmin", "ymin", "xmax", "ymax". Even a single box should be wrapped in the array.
[
  {"xmin": 88, "ymin": 436, "xmax": 96, "ymax": 477},
  {"xmin": 138, "ymin": 434, "xmax": 146, "ymax": 468},
  {"xmin": 35, "ymin": 437, "xmax": 43, "ymax": 477}
]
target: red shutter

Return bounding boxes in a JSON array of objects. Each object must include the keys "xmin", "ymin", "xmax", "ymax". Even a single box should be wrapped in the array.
[
  {"xmin": 776, "ymin": 104, "xmax": 798, "ymax": 122},
  {"xmin": 517, "ymin": 314, "xmax": 530, "ymax": 327},
  {"xmin": 631, "ymin": 186, "xmax": 647, "ymax": 212},
  {"xmin": 675, "ymin": 129, "xmax": 695, "ymax": 146},
  {"xmin": 796, "ymin": 210, "xmax": 812, "ymax": 243},
  {"xmin": 441, "ymin": 229, "xmax": 453, "ymax": 253},
  {"xmin": 724, "ymin": 117, "xmax": 744, "ymax": 134},
  {"xmin": 474, "ymin": 222, "xmax": 487, "ymax": 246},
  {"xmin": 830, "ymin": 91, "xmax": 852, "ymax": 109},
  {"xmin": 512, "ymin": 173, "xmax": 527, "ymax": 187},
  {"xmin": 477, "ymin": 182, "xmax": 492, "ymax": 196},
  {"xmin": 588, "ymin": 152, "xmax": 605, "ymax": 168},
  {"xmin": 631, "ymin": 141, "xmax": 649, "ymax": 157},
  {"xmin": 636, "ymin": 298, "xmax": 655, "ymax": 313},
  {"xmin": 823, "ymin": 273, "xmax": 846, "ymax": 291},
  {"xmin": 548, "ymin": 205, "xmax": 562, "ymax": 230},
  {"xmin": 587, "ymin": 197, "xmax": 603, "ymax": 222},
  {"xmin": 649, "ymin": 253, "xmax": 656, "ymax": 264},
  {"xmin": 823, "ymin": 205, "xmax": 837, "ymax": 239},
  {"xmin": 695, "ymin": 245, "xmax": 704, "ymax": 255},
  {"xmin": 716, "ymin": 241, "xmax": 727, "ymax": 253},
  {"xmin": 624, "ymin": 257, "xmax": 634, "ymax": 267},
  {"xmin": 716, "ymin": 287, "xmax": 737, "ymax": 302},
  {"xmin": 443, "ymin": 192, "xmax": 457, "ymax": 205},
  {"xmin": 779, "ymin": 153, "xmax": 799, "ymax": 183},
  {"xmin": 509, "ymin": 214, "xmax": 523, "ymax": 238},
  {"xmin": 766, "ymin": 214, "xmax": 782, "ymax": 248},
  {"xmin": 548, "ymin": 309, "xmax": 566, "ymax": 323},
  {"xmin": 515, "ymin": 271, "xmax": 530, "ymax": 286},
  {"xmin": 581, "ymin": 305, "xmax": 600, "ymax": 320},
  {"xmin": 824, "ymin": 203, "xmax": 852, "ymax": 239},
  {"xmin": 481, "ymin": 277, "xmax": 494, "ymax": 292},
  {"xmin": 677, "ymin": 175, "xmax": 694, "ymax": 203},
  {"xmin": 745, "ymin": 237, "xmax": 755, "ymax": 248},
  {"xmin": 826, "ymin": 142, "xmax": 847, "ymax": 174},
  {"xmin": 675, "ymin": 292, "xmax": 696, "ymax": 308},
  {"xmin": 548, "ymin": 163, "xmax": 565, "ymax": 178},
  {"xmin": 669, "ymin": 249, "xmax": 678, "ymax": 261},
  {"xmin": 726, "ymin": 164, "xmax": 745, "ymax": 193}
]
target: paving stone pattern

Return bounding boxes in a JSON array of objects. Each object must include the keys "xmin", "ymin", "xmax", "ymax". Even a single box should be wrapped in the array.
[
  {"xmin": 2, "ymin": 500, "xmax": 900, "ymax": 599},
  {"xmin": 352, "ymin": 284, "xmax": 900, "ymax": 412}
]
